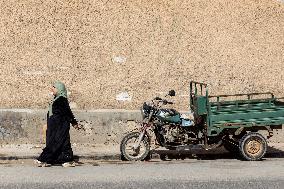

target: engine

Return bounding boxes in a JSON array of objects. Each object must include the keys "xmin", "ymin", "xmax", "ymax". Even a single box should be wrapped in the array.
[{"xmin": 161, "ymin": 124, "xmax": 197, "ymax": 144}]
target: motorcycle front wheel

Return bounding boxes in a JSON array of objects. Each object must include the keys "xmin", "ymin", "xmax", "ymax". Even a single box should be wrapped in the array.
[{"xmin": 120, "ymin": 132, "xmax": 150, "ymax": 161}]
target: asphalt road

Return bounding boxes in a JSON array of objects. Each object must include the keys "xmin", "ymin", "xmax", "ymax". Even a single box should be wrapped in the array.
[{"xmin": 0, "ymin": 158, "xmax": 284, "ymax": 189}]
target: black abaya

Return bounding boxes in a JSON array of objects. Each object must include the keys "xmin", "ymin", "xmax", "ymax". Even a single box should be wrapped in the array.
[{"xmin": 38, "ymin": 96, "xmax": 77, "ymax": 164}]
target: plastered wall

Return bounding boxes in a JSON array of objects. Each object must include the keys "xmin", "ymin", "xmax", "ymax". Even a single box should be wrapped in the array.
[{"xmin": 0, "ymin": 0, "xmax": 283, "ymax": 110}]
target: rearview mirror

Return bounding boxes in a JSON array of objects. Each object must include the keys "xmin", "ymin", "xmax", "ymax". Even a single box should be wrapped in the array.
[{"xmin": 168, "ymin": 90, "xmax": 176, "ymax": 97}]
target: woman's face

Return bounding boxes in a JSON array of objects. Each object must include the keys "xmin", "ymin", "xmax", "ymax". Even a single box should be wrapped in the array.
[{"xmin": 50, "ymin": 86, "xmax": 58, "ymax": 96}]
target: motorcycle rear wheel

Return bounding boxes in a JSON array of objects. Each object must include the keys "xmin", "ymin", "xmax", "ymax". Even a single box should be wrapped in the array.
[{"xmin": 120, "ymin": 132, "xmax": 150, "ymax": 161}]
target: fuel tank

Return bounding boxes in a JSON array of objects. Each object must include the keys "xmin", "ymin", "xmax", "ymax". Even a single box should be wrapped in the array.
[{"xmin": 156, "ymin": 109, "xmax": 181, "ymax": 123}]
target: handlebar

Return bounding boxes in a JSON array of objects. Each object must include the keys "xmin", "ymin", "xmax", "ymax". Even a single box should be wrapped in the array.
[
  {"xmin": 154, "ymin": 97, "xmax": 162, "ymax": 101},
  {"xmin": 153, "ymin": 97, "xmax": 173, "ymax": 105},
  {"xmin": 166, "ymin": 101, "xmax": 174, "ymax": 105}
]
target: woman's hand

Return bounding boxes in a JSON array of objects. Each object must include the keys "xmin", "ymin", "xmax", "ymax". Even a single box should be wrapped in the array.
[{"xmin": 73, "ymin": 124, "xmax": 84, "ymax": 131}]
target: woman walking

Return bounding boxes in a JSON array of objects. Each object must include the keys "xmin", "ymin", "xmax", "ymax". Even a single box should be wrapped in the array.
[{"xmin": 35, "ymin": 81, "xmax": 80, "ymax": 167}]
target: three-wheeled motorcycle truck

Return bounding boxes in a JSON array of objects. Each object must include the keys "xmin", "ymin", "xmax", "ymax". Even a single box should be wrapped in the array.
[{"xmin": 120, "ymin": 81, "xmax": 284, "ymax": 161}]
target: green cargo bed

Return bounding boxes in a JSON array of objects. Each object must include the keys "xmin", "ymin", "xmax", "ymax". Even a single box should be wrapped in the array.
[{"xmin": 190, "ymin": 81, "xmax": 284, "ymax": 136}]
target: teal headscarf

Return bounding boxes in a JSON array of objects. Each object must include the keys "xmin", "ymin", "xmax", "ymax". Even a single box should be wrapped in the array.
[{"xmin": 48, "ymin": 81, "xmax": 68, "ymax": 117}]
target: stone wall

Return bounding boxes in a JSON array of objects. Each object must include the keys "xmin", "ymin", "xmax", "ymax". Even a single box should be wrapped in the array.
[{"xmin": 0, "ymin": 0, "xmax": 283, "ymax": 110}]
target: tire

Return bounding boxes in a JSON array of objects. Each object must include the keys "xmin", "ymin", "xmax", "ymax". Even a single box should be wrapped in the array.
[
  {"xmin": 160, "ymin": 154, "xmax": 167, "ymax": 161},
  {"xmin": 239, "ymin": 132, "xmax": 267, "ymax": 161},
  {"xmin": 120, "ymin": 132, "xmax": 150, "ymax": 161}
]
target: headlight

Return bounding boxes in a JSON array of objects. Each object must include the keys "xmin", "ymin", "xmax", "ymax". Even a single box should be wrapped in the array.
[
  {"xmin": 142, "ymin": 102, "xmax": 151, "ymax": 117},
  {"xmin": 141, "ymin": 108, "xmax": 146, "ymax": 118}
]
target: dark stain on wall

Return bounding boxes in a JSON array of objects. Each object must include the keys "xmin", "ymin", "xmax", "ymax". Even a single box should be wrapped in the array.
[{"xmin": 0, "ymin": 112, "xmax": 26, "ymax": 142}]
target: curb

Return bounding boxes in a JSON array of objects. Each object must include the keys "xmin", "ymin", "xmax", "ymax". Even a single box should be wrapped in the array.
[
  {"xmin": 1, "ymin": 151, "xmax": 284, "ymax": 161},
  {"xmin": 0, "ymin": 154, "xmax": 121, "ymax": 161}
]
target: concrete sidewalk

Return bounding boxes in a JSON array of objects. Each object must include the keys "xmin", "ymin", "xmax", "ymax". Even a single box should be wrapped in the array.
[
  {"xmin": 0, "ymin": 143, "xmax": 120, "ymax": 161},
  {"xmin": 1, "ymin": 143, "xmax": 284, "ymax": 161}
]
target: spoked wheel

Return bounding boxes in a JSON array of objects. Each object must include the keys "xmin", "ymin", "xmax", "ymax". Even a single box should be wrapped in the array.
[
  {"xmin": 239, "ymin": 132, "xmax": 267, "ymax": 161},
  {"xmin": 120, "ymin": 132, "xmax": 150, "ymax": 161}
]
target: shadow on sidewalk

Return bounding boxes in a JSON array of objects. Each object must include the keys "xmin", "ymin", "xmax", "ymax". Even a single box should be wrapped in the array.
[
  {"xmin": 266, "ymin": 146, "xmax": 284, "ymax": 158},
  {"xmin": 152, "ymin": 146, "xmax": 284, "ymax": 161}
]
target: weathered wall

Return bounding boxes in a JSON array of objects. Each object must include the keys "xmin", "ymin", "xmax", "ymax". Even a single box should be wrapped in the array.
[
  {"xmin": 0, "ymin": 109, "xmax": 283, "ymax": 145},
  {"xmin": 0, "ymin": 0, "xmax": 283, "ymax": 110},
  {"xmin": 0, "ymin": 109, "xmax": 142, "ymax": 144}
]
